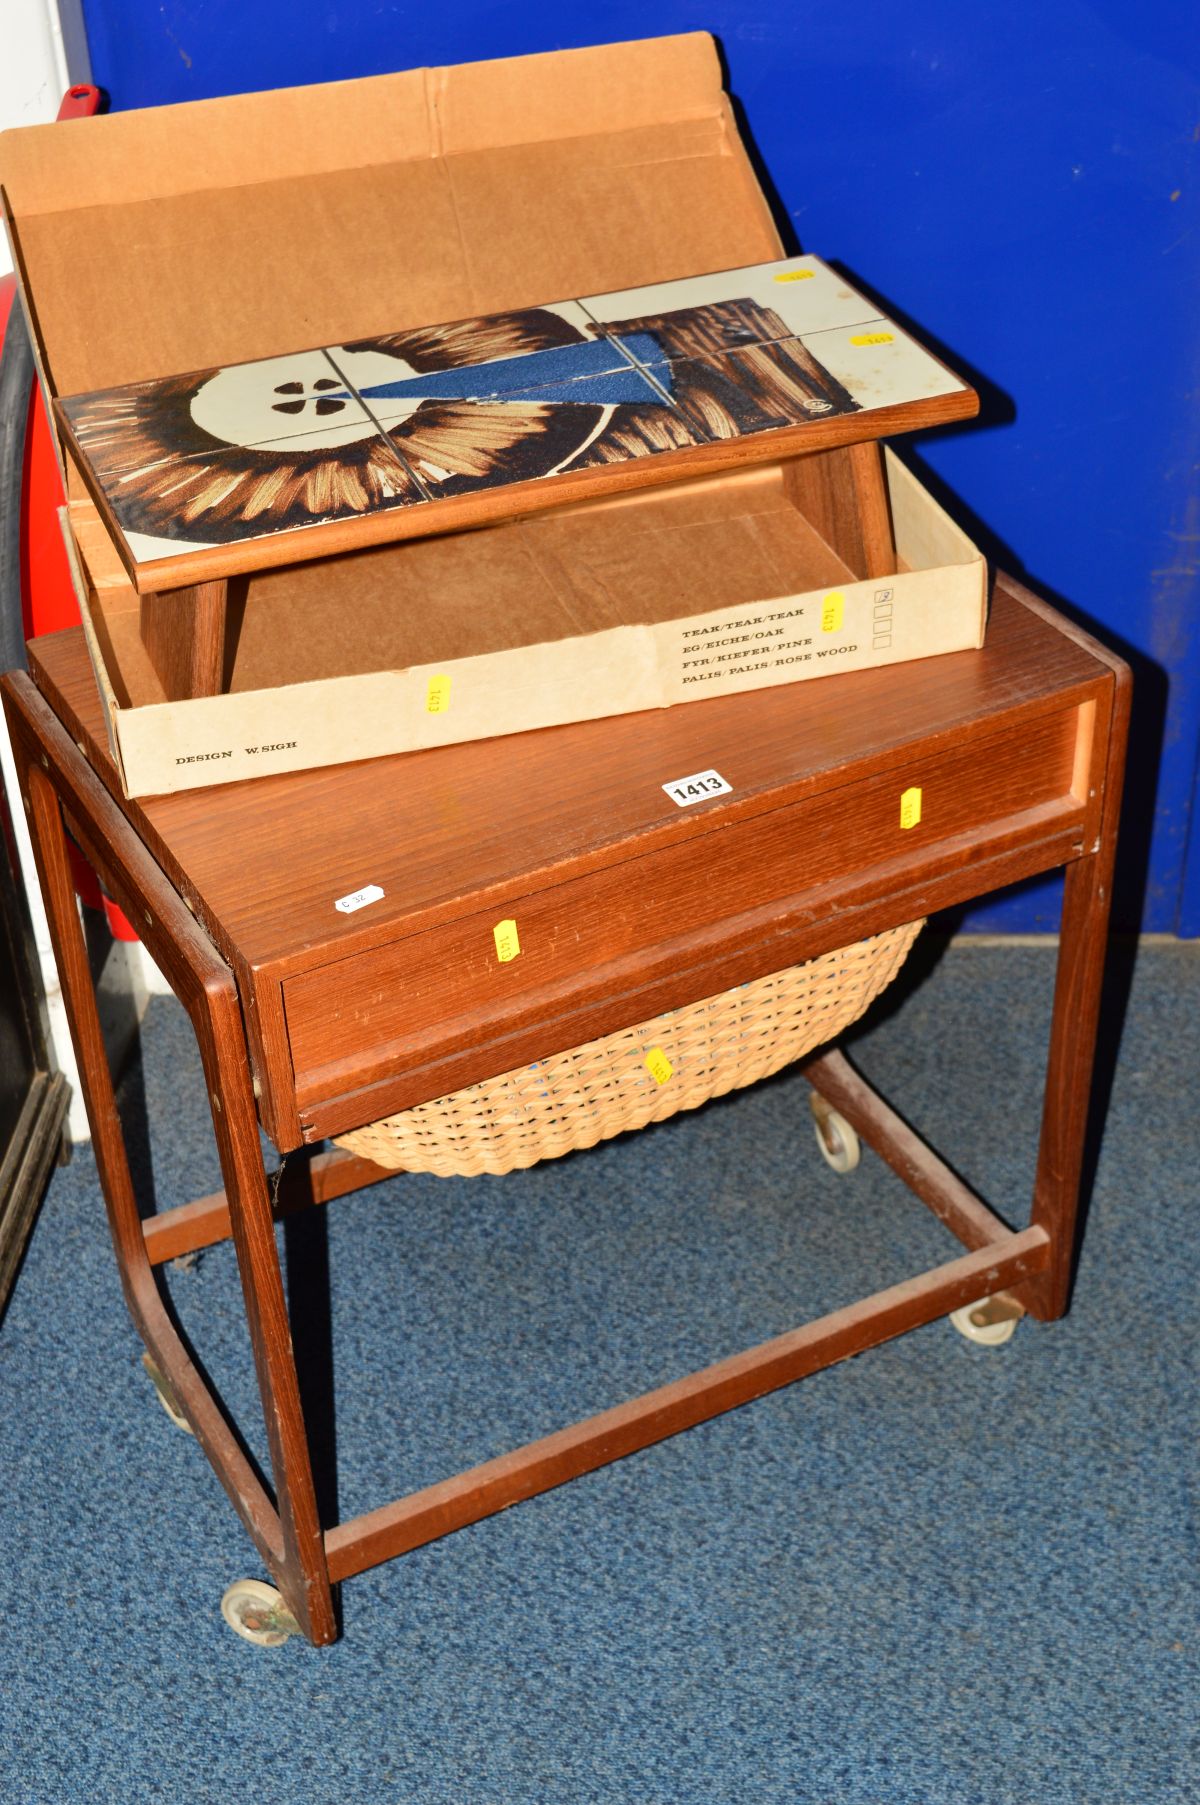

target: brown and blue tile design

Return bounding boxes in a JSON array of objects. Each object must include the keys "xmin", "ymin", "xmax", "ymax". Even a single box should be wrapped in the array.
[
  {"xmin": 619, "ymin": 336, "xmax": 862, "ymax": 444},
  {"xmin": 59, "ymin": 262, "xmax": 905, "ymax": 555},
  {"xmin": 107, "ymin": 436, "xmax": 424, "ymax": 560},
  {"xmin": 61, "ymin": 349, "xmax": 428, "ymax": 551},
  {"xmin": 326, "ymin": 304, "xmax": 707, "ymax": 497}
]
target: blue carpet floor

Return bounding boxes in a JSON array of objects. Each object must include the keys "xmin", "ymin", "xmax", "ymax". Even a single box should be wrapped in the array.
[{"xmin": 0, "ymin": 939, "xmax": 1195, "ymax": 1803}]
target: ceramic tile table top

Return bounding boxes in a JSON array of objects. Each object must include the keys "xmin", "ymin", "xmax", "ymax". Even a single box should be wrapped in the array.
[{"xmin": 56, "ymin": 256, "xmax": 977, "ymax": 591}]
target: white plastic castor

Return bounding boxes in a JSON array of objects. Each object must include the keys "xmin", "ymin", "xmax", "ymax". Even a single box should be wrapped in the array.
[
  {"xmin": 220, "ymin": 1579, "xmax": 300, "ymax": 1647},
  {"xmin": 809, "ymin": 1092, "xmax": 861, "ymax": 1173},
  {"xmin": 141, "ymin": 1351, "xmax": 194, "ymax": 1434},
  {"xmin": 949, "ymin": 1297, "xmax": 1021, "ymax": 1346}
]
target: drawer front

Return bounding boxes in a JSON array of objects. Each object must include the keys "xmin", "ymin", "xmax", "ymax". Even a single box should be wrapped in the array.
[{"xmin": 282, "ymin": 707, "xmax": 1086, "ymax": 1112}]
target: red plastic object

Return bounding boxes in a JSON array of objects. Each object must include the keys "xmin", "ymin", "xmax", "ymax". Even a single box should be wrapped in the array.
[
  {"xmin": 18, "ymin": 349, "xmax": 76, "ymax": 639},
  {"xmin": 57, "ymin": 84, "xmax": 103, "ymax": 121},
  {"xmin": 102, "ymin": 893, "xmax": 142, "ymax": 942},
  {"xmin": 0, "ymin": 271, "xmax": 77, "ymax": 641}
]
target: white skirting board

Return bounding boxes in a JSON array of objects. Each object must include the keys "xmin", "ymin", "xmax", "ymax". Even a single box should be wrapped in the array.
[{"xmin": 0, "ymin": 0, "xmax": 91, "ymax": 278}]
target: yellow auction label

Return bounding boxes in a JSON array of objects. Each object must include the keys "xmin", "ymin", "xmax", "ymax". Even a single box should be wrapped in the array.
[
  {"xmin": 774, "ymin": 269, "xmax": 815, "ymax": 282},
  {"xmin": 425, "ymin": 674, "xmax": 451, "ymax": 714},
  {"xmin": 821, "ymin": 591, "xmax": 845, "ymax": 633},
  {"xmin": 644, "ymin": 1047, "xmax": 674, "ymax": 1086},
  {"xmin": 850, "ymin": 332, "xmax": 895, "ymax": 346},
  {"xmin": 900, "ymin": 786, "xmax": 923, "ymax": 830},
  {"xmin": 493, "ymin": 918, "xmax": 521, "ymax": 962}
]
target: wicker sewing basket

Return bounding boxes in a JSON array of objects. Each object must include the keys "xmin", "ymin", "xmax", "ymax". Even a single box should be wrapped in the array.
[{"xmin": 335, "ymin": 919, "xmax": 923, "ymax": 1178}]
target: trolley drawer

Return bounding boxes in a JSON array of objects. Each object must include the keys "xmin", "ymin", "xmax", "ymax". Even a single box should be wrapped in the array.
[{"xmin": 281, "ymin": 704, "xmax": 1088, "ymax": 1123}]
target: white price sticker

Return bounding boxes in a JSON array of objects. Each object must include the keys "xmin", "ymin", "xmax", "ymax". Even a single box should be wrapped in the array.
[
  {"xmin": 335, "ymin": 883, "xmax": 384, "ymax": 915},
  {"xmin": 662, "ymin": 768, "xmax": 732, "ymax": 808}
]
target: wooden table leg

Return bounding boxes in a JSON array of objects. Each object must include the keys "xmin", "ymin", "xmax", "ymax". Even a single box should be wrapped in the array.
[
  {"xmin": 140, "ymin": 580, "xmax": 227, "ymax": 699},
  {"xmin": 189, "ymin": 972, "xmax": 338, "ymax": 1643},
  {"xmin": 783, "ymin": 442, "xmax": 895, "ymax": 578},
  {"xmin": 1023, "ymin": 855, "xmax": 1119, "ymax": 1320},
  {"xmin": 8, "ymin": 689, "xmax": 336, "ymax": 1644},
  {"xmin": 1015, "ymin": 638, "xmax": 1130, "ymax": 1320}
]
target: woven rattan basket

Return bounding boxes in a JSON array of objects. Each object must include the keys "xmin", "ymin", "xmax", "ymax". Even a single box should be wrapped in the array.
[{"xmin": 335, "ymin": 920, "xmax": 923, "ymax": 1178}]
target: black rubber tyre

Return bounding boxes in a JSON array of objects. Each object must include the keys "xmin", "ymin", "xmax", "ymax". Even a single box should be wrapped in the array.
[{"xmin": 0, "ymin": 297, "xmax": 35, "ymax": 673}]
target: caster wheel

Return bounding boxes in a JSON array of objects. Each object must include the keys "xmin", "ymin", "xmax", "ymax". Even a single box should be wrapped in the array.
[
  {"xmin": 141, "ymin": 1352, "xmax": 194, "ymax": 1434},
  {"xmin": 809, "ymin": 1093, "xmax": 860, "ymax": 1173},
  {"xmin": 220, "ymin": 1580, "xmax": 300, "ymax": 1647},
  {"xmin": 950, "ymin": 1298, "xmax": 1020, "ymax": 1346}
]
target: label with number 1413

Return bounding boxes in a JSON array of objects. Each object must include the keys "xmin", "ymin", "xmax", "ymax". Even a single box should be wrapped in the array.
[{"xmin": 662, "ymin": 769, "xmax": 732, "ymax": 808}]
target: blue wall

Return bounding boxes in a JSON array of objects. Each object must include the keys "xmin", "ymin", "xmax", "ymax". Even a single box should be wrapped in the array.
[{"xmin": 80, "ymin": 2, "xmax": 1200, "ymax": 931}]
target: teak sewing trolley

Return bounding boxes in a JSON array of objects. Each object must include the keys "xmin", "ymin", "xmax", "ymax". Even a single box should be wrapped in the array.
[{"xmin": 2, "ymin": 571, "xmax": 1127, "ymax": 1646}]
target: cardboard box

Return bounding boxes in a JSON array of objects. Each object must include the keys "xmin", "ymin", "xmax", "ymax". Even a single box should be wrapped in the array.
[
  {"xmin": 62, "ymin": 451, "xmax": 984, "ymax": 795},
  {"xmin": 3, "ymin": 33, "xmax": 985, "ymax": 797}
]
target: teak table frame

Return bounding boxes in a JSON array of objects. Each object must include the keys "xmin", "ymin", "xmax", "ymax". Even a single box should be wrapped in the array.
[{"xmin": 2, "ymin": 575, "xmax": 1128, "ymax": 1647}]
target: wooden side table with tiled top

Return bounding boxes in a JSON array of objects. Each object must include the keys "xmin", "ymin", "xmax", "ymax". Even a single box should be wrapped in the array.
[{"xmin": 0, "ymin": 569, "xmax": 1128, "ymax": 1646}]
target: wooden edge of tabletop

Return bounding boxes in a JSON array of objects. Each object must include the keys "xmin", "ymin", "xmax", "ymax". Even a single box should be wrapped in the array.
[{"xmin": 57, "ymin": 387, "xmax": 979, "ymax": 595}]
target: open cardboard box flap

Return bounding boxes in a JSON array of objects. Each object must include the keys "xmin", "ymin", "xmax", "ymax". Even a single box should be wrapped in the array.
[{"xmin": 0, "ymin": 34, "xmax": 777, "ymax": 422}]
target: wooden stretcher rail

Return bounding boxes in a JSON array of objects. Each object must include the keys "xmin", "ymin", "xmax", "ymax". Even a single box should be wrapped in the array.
[
  {"xmin": 802, "ymin": 1048, "xmax": 1013, "ymax": 1250},
  {"xmin": 324, "ymin": 1227, "xmax": 1049, "ymax": 1583},
  {"xmin": 141, "ymin": 1044, "xmax": 1017, "ymax": 1273},
  {"xmin": 142, "ymin": 1148, "xmax": 392, "ymax": 1266}
]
